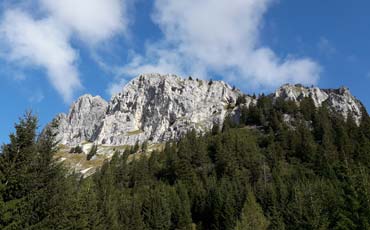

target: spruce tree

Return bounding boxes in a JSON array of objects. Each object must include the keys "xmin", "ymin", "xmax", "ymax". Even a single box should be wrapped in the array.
[
  {"xmin": 0, "ymin": 112, "xmax": 38, "ymax": 228},
  {"xmin": 235, "ymin": 191, "xmax": 269, "ymax": 230},
  {"xmin": 142, "ymin": 185, "xmax": 171, "ymax": 230},
  {"xmin": 87, "ymin": 145, "xmax": 98, "ymax": 160}
]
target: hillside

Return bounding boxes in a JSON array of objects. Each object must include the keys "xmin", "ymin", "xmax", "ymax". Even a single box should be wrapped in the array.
[
  {"xmin": 48, "ymin": 74, "xmax": 366, "ymax": 175},
  {"xmin": 1, "ymin": 90, "xmax": 370, "ymax": 229},
  {"xmin": 0, "ymin": 76, "xmax": 370, "ymax": 230},
  {"xmin": 51, "ymin": 74, "xmax": 364, "ymax": 148}
]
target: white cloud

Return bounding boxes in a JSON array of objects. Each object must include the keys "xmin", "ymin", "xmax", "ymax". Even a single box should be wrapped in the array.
[
  {"xmin": 107, "ymin": 78, "xmax": 127, "ymax": 96},
  {"xmin": 0, "ymin": 9, "xmax": 80, "ymax": 102},
  {"xmin": 39, "ymin": 0, "xmax": 127, "ymax": 45},
  {"xmin": 0, "ymin": 0, "xmax": 129, "ymax": 102},
  {"xmin": 119, "ymin": 49, "xmax": 187, "ymax": 77},
  {"xmin": 121, "ymin": 0, "xmax": 321, "ymax": 89}
]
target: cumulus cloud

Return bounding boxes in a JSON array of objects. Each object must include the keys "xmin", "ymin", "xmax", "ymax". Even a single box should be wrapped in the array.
[
  {"xmin": 39, "ymin": 0, "xmax": 127, "ymax": 45},
  {"xmin": 121, "ymin": 0, "xmax": 321, "ymax": 89},
  {"xmin": 0, "ymin": 9, "xmax": 80, "ymax": 102},
  {"xmin": 0, "ymin": 0, "xmax": 128, "ymax": 102}
]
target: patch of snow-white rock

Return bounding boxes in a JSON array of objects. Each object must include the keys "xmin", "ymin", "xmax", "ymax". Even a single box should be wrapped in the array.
[
  {"xmin": 54, "ymin": 95, "xmax": 107, "ymax": 146},
  {"xmin": 51, "ymin": 75, "xmax": 365, "ymax": 149},
  {"xmin": 52, "ymin": 74, "xmax": 249, "ymax": 147},
  {"xmin": 274, "ymin": 84, "xmax": 363, "ymax": 124}
]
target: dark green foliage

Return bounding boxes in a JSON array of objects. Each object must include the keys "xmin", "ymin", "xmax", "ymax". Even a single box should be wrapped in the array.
[
  {"xmin": 142, "ymin": 140, "xmax": 149, "ymax": 152},
  {"xmin": 87, "ymin": 145, "xmax": 98, "ymax": 160},
  {"xmin": 1, "ymin": 100, "xmax": 370, "ymax": 230},
  {"xmin": 300, "ymin": 97, "xmax": 316, "ymax": 121},
  {"xmin": 132, "ymin": 140, "xmax": 140, "ymax": 154},
  {"xmin": 236, "ymin": 95, "xmax": 247, "ymax": 106},
  {"xmin": 70, "ymin": 145, "xmax": 83, "ymax": 154},
  {"xmin": 0, "ymin": 113, "xmax": 81, "ymax": 229},
  {"xmin": 142, "ymin": 185, "xmax": 171, "ymax": 230},
  {"xmin": 0, "ymin": 112, "xmax": 38, "ymax": 229},
  {"xmin": 235, "ymin": 191, "xmax": 269, "ymax": 230}
]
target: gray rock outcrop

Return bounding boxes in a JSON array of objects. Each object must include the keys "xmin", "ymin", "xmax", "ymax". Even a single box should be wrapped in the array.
[
  {"xmin": 54, "ymin": 95, "xmax": 108, "ymax": 145},
  {"xmin": 273, "ymin": 84, "xmax": 363, "ymax": 124},
  {"xmin": 53, "ymin": 74, "xmax": 249, "ymax": 146},
  {"xmin": 51, "ymin": 74, "xmax": 365, "ymax": 147}
]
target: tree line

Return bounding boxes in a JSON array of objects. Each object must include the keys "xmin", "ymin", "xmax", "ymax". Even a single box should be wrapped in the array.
[{"xmin": 1, "ymin": 96, "xmax": 370, "ymax": 230}]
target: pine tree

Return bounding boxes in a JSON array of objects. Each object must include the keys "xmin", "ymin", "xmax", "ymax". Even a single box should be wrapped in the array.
[
  {"xmin": 125, "ymin": 194, "xmax": 145, "ymax": 230},
  {"xmin": 28, "ymin": 120, "xmax": 71, "ymax": 228},
  {"xmin": 142, "ymin": 140, "xmax": 149, "ymax": 152},
  {"xmin": 142, "ymin": 185, "xmax": 171, "ymax": 230},
  {"xmin": 336, "ymin": 167, "xmax": 361, "ymax": 230},
  {"xmin": 235, "ymin": 191, "xmax": 269, "ymax": 230},
  {"xmin": 236, "ymin": 95, "xmax": 247, "ymax": 106},
  {"xmin": 0, "ymin": 112, "xmax": 38, "ymax": 228},
  {"xmin": 356, "ymin": 166, "xmax": 370, "ymax": 229},
  {"xmin": 87, "ymin": 145, "xmax": 98, "ymax": 160},
  {"xmin": 36, "ymin": 175, "xmax": 83, "ymax": 229},
  {"xmin": 176, "ymin": 183, "xmax": 193, "ymax": 230},
  {"xmin": 300, "ymin": 97, "xmax": 316, "ymax": 121},
  {"xmin": 76, "ymin": 178, "xmax": 103, "ymax": 229},
  {"xmin": 95, "ymin": 162, "xmax": 120, "ymax": 229},
  {"xmin": 295, "ymin": 122, "xmax": 317, "ymax": 163},
  {"xmin": 168, "ymin": 183, "xmax": 192, "ymax": 230},
  {"xmin": 0, "ymin": 107, "xmax": 369, "ymax": 229},
  {"xmin": 132, "ymin": 141, "xmax": 140, "ymax": 154}
]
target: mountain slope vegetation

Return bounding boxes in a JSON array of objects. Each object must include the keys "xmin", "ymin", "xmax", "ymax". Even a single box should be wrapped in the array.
[{"xmin": 1, "ymin": 96, "xmax": 370, "ymax": 230}]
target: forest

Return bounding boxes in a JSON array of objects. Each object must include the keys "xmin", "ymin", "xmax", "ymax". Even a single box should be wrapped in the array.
[{"xmin": 1, "ymin": 96, "xmax": 370, "ymax": 230}]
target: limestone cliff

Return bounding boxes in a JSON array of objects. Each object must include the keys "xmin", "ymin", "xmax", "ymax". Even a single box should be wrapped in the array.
[
  {"xmin": 53, "ymin": 74, "xmax": 249, "ymax": 146},
  {"xmin": 274, "ymin": 84, "xmax": 363, "ymax": 124},
  {"xmin": 51, "ymin": 74, "xmax": 364, "ymax": 148}
]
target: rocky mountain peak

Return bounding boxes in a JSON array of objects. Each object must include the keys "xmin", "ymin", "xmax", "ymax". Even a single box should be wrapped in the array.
[
  {"xmin": 98, "ymin": 73, "xmax": 245, "ymax": 146},
  {"xmin": 273, "ymin": 83, "xmax": 363, "ymax": 123},
  {"xmin": 51, "ymin": 74, "xmax": 365, "ymax": 148},
  {"xmin": 53, "ymin": 73, "xmax": 246, "ymax": 147},
  {"xmin": 54, "ymin": 94, "xmax": 108, "ymax": 145},
  {"xmin": 71, "ymin": 94, "xmax": 108, "ymax": 113},
  {"xmin": 274, "ymin": 84, "xmax": 328, "ymax": 107}
]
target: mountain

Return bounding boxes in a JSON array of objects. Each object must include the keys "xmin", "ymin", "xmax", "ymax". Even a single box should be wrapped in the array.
[
  {"xmin": 4, "ymin": 75, "xmax": 370, "ymax": 229},
  {"xmin": 52, "ymin": 74, "xmax": 249, "ymax": 147},
  {"xmin": 274, "ymin": 83, "xmax": 364, "ymax": 123},
  {"xmin": 51, "ymin": 74, "xmax": 365, "ymax": 149},
  {"xmin": 5, "ymin": 87, "xmax": 370, "ymax": 229}
]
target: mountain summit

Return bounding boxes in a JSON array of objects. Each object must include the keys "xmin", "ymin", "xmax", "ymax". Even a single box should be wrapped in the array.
[{"xmin": 51, "ymin": 74, "xmax": 365, "ymax": 147}]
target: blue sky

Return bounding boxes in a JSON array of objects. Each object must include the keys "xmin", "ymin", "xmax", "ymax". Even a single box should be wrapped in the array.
[{"xmin": 0, "ymin": 0, "xmax": 370, "ymax": 144}]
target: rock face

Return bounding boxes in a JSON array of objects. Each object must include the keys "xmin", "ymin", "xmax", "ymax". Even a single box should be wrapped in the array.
[
  {"xmin": 52, "ymin": 74, "xmax": 365, "ymax": 147},
  {"xmin": 54, "ymin": 95, "xmax": 108, "ymax": 145},
  {"xmin": 273, "ymin": 84, "xmax": 363, "ymax": 124},
  {"xmin": 53, "ymin": 74, "xmax": 249, "ymax": 146}
]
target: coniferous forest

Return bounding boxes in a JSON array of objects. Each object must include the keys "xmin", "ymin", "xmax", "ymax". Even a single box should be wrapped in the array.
[{"xmin": 1, "ymin": 96, "xmax": 370, "ymax": 230}]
